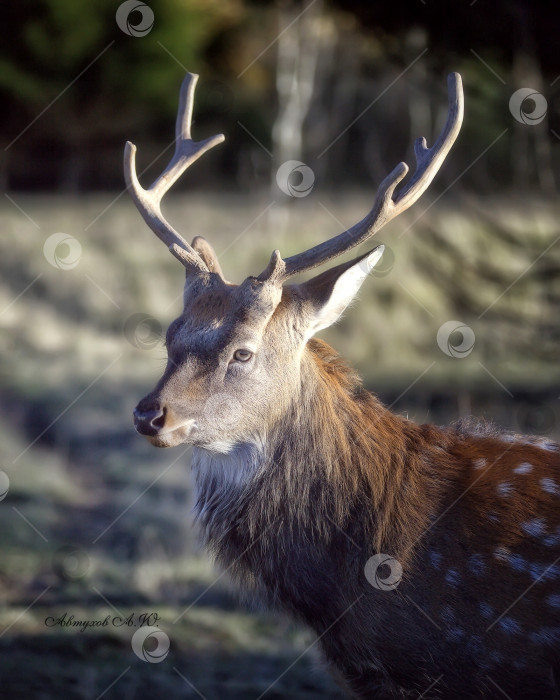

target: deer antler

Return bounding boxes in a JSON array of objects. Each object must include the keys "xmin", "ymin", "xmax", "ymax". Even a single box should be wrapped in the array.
[
  {"xmin": 259, "ymin": 72, "xmax": 464, "ymax": 283},
  {"xmin": 124, "ymin": 73, "xmax": 225, "ymax": 273}
]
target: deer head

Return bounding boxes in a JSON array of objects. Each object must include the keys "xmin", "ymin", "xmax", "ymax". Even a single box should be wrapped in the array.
[{"xmin": 126, "ymin": 72, "xmax": 463, "ymax": 453}]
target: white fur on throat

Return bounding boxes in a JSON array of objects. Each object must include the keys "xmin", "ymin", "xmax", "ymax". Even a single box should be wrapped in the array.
[{"xmin": 192, "ymin": 440, "xmax": 265, "ymax": 531}]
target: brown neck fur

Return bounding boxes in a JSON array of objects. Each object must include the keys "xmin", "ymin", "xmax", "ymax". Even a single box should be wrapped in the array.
[
  {"xmin": 192, "ymin": 336, "xmax": 560, "ymax": 697},
  {"xmin": 288, "ymin": 338, "xmax": 464, "ymax": 562},
  {"xmin": 196, "ymin": 338, "xmax": 466, "ymax": 579}
]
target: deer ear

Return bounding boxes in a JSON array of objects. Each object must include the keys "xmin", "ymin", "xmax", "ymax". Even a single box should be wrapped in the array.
[
  {"xmin": 191, "ymin": 237, "xmax": 225, "ymax": 279},
  {"xmin": 297, "ymin": 245, "xmax": 384, "ymax": 336}
]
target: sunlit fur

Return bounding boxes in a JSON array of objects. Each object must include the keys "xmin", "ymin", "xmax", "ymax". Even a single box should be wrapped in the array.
[
  {"xmin": 190, "ymin": 337, "xmax": 560, "ymax": 698},
  {"xmin": 129, "ymin": 70, "xmax": 557, "ymax": 695},
  {"xmin": 135, "ymin": 245, "xmax": 560, "ymax": 698}
]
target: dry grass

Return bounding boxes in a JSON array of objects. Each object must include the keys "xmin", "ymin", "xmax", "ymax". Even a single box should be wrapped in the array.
[{"xmin": 0, "ymin": 191, "xmax": 558, "ymax": 697}]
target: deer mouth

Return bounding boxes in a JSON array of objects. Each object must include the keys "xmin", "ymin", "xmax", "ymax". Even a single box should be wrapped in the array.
[{"xmin": 138, "ymin": 420, "xmax": 198, "ymax": 448}]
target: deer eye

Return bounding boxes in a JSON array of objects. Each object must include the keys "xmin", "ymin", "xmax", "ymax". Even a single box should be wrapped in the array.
[{"xmin": 233, "ymin": 349, "xmax": 253, "ymax": 363}]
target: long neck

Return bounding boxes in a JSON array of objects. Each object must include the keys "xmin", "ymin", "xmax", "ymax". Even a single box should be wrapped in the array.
[
  {"xmin": 194, "ymin": 338, "xmax": 464, "ymax": 567},
  {"xmin": 272, "ymin": 338, "xmax": 462, "ymax": 559}
]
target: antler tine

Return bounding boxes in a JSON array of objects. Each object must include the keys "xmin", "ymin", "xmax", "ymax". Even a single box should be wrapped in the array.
[
  {"xmin": 259, "ymin": 72, "xmax": 464, "ymax": 283},
  {"xmin": 124, "ymin": 72, "xmax": 225, "ymax": 272}
]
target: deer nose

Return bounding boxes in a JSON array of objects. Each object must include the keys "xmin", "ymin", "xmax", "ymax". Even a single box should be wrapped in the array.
[{"xmin": 133, "ymin": 400, "xmax": 166, "ymax": 436}]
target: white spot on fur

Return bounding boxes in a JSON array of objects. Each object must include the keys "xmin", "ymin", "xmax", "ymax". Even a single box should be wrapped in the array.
[
  {"xmin": 473, "ymin": 458, "xmax": 486, "ymax": 470},
  {"xmin": 446, "ymin": 626, "xmax": 464, "ymax": 642},
  {"xmin": 428, "ymin": 549, "xmax": 442, "ymax": 569},
  {"xmin": 445, "ymin": 568, "xmax": 460, "ymax": 586},
  {"xmin": 530, "ymin": 627, "xmax": 560, "ymax": 645},
  {"xmin": 513, "ymin": 462, "xmax": 533, "ymax": 475},
  {"xmin": 506, "ymin": 553, "xmax": 527, "ymax": 572},
  {"xmin": 536, "ymin": 439, "xmax": 559, "ymax": 452},
  {"xmin": 497, "ymin": 482, "xmax": 513, "ymax": 497},
  {"xmin": 543, "ymin": 526, "xmax": 560, "ymax": 547},
  {"xmin": 521, "ymin": 518, "xmax": 546, "ymax": 537},
  {"xmin": 492, "ymin": 547, "xmax": 527, "ymax": 572},
  {"xmin": 493, "ymin": 546, "xmax": 510, "ymax": 563},
  {"xmin": 501, "ymin": 434, "xmax": 518, "ymax": 443},
  {"xmin": 489, "ymin": 650, "xmax": 503, "ymax": 664},
  {"xmin": 468, "ymin": 553, "xmax": 485, "ymax": 576},
  {"xmin": 528, "ymin": 562, "xmax": 560, "ymax": 582},
  {"xmin": 497, "ymin": 617, "xmax": 522, "ymax": 635},
  {"xmin": 440, "ymin": 605, "xmax": 455, "ymax": 624},
  {"xmin": 540, "ymin": 477, "xmax": 559, "ymax": 496}
]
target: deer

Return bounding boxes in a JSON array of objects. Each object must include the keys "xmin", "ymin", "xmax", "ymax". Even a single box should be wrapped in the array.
[{"xmin": 125, "ymin": 72, "xmax": 560, "ymax": 698}]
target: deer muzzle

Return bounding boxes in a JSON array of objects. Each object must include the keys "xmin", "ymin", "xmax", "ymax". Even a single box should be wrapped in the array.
[{"xmin": 133, "ymin": 397, "xmax": 197, "ymax": 447}]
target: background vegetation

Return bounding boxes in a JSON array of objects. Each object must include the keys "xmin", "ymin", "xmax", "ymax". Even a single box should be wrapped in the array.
[{"xmin": 1, "ymin": 1, "xmax": 559, "ymax": 697}]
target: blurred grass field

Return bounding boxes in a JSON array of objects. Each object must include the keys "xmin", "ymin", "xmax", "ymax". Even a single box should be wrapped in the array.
[{"xmin": 0, "ymin": 192, "xmax": 559, "ymax": 698}]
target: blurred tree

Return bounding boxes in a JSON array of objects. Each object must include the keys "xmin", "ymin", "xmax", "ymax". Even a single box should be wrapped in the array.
[
  {"xmin": 1, "ymin": 0, "xmax": 559, "ymax": 192},
  {"xmin": 328, "ymin": 0, "xmax": 559, "ymax": 191},
  {"xmin": 1, "ymin": 0, "xmax": 242, "ymax": 190}
]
